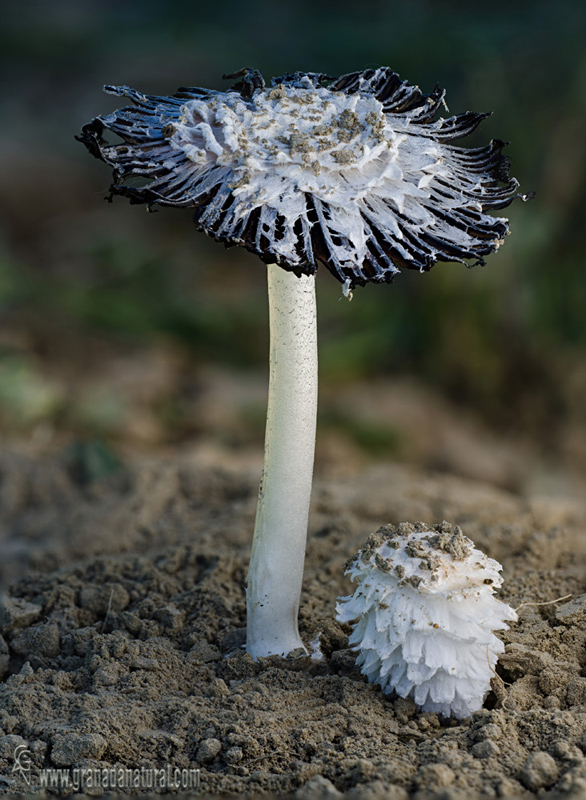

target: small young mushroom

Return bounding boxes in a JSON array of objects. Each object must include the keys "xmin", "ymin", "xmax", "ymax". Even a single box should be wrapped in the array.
[
  {"xmin": 336, "ymin": 522, "xmax": 518, "ymax": 719},
  {"xmin": 77, "ymin": 67, "xmax": 529, "ymax": 660}
]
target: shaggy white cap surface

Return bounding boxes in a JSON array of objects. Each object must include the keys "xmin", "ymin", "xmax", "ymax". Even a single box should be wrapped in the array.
[
  {"xmin": 78, "ymin": 68, "xmax": 529, "ymax": 288},
  {"xmin": 336, "ymin": 521, "xmax": 517, "ymax": 719}
]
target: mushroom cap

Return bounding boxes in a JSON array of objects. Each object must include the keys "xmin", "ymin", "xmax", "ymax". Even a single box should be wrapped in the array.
[
  {"xmin": 336, "ymin": 521, "xmax": 517, "ymax": 718},
  {"xmin": 78, "ymin": 68, "xmax": 529, "ymax": 288}
]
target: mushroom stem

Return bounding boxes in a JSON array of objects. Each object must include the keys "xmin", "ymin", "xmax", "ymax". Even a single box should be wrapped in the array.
[{"xmin": 246, "ymin": 264, "xmax": 318, "ymax": 659}]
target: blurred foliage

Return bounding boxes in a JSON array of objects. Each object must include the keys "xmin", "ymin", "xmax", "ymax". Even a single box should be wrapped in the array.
[
  {"xmin": 319, "ymin": 408, "xmax": 404, "ymax": 459},
  {"xmin": 0, "ymin": 353, "xmax": 62, "ymax": 429},
  {"xmin": 66, "ymin": 439, "xmax": 123, "ymax": 484},
  {"xmin": 0, "ymin": 0, "xmax": 585, "ymax": 447}
]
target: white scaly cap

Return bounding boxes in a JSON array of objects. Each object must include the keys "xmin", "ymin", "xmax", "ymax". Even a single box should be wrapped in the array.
[{"xmin": 336, "ymin": 521, "xmax": 517, "ymax": 719}]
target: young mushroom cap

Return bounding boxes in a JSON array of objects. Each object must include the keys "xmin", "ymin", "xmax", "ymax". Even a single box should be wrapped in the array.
[
  {"xmin": 336, "ymin": 521, "xmax": 517, "ymax": 719},
  {"xmin": 77, "ymin": 67, "xmax": 529, "ymax": 290}
]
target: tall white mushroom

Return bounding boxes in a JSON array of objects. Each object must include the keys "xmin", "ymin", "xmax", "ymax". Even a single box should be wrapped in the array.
[{"xmin": 78, "ymin": 67, "xmax": 529, "ymax": 659}]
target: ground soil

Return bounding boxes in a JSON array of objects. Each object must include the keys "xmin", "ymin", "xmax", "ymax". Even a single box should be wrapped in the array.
[{"xmin": 0, "ymin": 443, "xmax": 585, "ymax": 799}]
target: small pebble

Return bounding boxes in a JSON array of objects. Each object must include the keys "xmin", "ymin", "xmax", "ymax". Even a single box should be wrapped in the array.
[
  {"xmin": 10, "ymin": 623, "xmax": 60, "ymax": 659},
  {"xmin": 224, "ymin": 746, "xmax": 243, "ymax": 765},
  {"xmin": 567, "ymin": 678, "xmax": 586, "ymax": 706},
  {"xmin": 196, "ymin": 738, "xmax": 222, "ymax": 763},
  {"xmin": 543, "ymin": 695, "xmax": 562, "ymax": 710},
  {"xmin": 471, "ymin": 740, "xmax": 500, "ymax": 759},
  {"xmin": 475, "ymin": 723, "xmax": 502, "ymax": 741},
  {"xmin": 0, "ymin": 597, "xmax": 42, "ymax": 634},
  {"xmin": 520, "ymin": 751, "xmax": 559, "ymax": 791}
]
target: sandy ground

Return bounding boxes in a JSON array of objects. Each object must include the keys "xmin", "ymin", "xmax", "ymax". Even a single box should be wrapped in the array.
[{"xmin": 0, "ymin": 443, "xmax": 586, "ymax": 799}]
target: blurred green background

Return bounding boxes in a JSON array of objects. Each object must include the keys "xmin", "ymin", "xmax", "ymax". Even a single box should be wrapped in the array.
[{"xmin": 0, "ymin": 0, "xmax": 585, "ymax": 485}]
